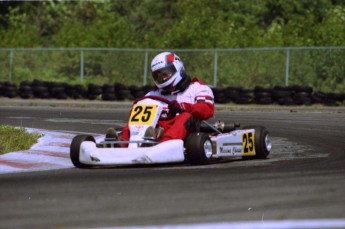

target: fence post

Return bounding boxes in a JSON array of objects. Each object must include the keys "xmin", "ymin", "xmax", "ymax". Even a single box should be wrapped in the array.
[
  {"xmin": 143, "ymin": 50, "xmax": 149, "ymax": 85},
  {"xmin": 80, "ymin": 49, "xmax": 84, "ymax": 82},
  {"xmin": 213, "ymin": 50, "xmax": 218, "ymax": 87},
  {"xmin": 9, "ymin": 49, "xmax": 14, "ymax": 82},
  {"xmin": 285, "ymin": 48, "xmax": 290, "ymax": 86}
]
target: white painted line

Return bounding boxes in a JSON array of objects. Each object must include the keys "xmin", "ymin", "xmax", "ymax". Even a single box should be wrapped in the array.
[{"xmin": 100, "ymin": 219, "xmax": 345, "ymax": 229}]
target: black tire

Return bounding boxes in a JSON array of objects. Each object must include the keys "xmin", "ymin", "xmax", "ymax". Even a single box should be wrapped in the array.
[
  {"xmin": 242, "ymin": 126, "xmax": 271, "ymax": 159},
  {"xmin": 19, "ymin": 84, "xmax": 32, "ymax": 92},
  {"xmin": 272, "ymin": 90, "xmax": 292, "ymax": 99},
  {"xmin": 131, "ymin": 90, "xmax": 146, "ymax": 99},
  {"xmin": 255, "ymin": 92, "xmax": 272, "ymax": 98},
  {"xmin": 102, "ymin": 92, "xmax": 116, "ymax": 101},
  {"xmin": 294, "ymin": 92, "xmax": 313, "ymax": 105},
  {"xmin": 254, "ymin": 86, "xmax": 272, "ymax": 94},
  {"xmin": 70, "ymin": 135, "xmax": 96, "ymax": 168},
  {"xmin": 214, "ymin": 92, "xmax": 228, "ymax": 104},
  {"xmin": 293, "ymin": 85, "xmax": 313, "ymax": 93},
  {"xmin": 116, "ymin": 89, "xmax": 133, "ymax": 100},
  {"xmin": 88, "ymin": 83, "xmax": 102, "ymax": 96},
  {"xmin": 255, "ymin": 96, "xmax": 273, "ymax": 105},
  {"xmin": 0, "ymin": 82, "xmax": 4, "ymax": 97},
  {"xmin": 223, "ymin": 87, "xmax": 241, "ymax": 102},
  {"xmin": 102, "ymin": 84, "xmax": 115, "ymax": 94},
  {"xmin": 234, "ymin": 97, "xmax": 252, "ymax": 104},
  {"xmin": 20, "ymin": 91, "xmax": 34, "ymax": 99},
  {"xmin": 185, "ymin": 132, "xmax": 213, "ymax": 165},
  {"xmin": 5, "ymin": 89, "xmax": 17, "ymax": 98}
]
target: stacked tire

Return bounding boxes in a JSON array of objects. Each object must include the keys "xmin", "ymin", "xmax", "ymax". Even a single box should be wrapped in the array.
[
  {"xmin": 101, "ymin": 84, "xmax": 116, "ymax": 101},
  {"xmin": 0, "ymin": 82, "xmax": 3, "ymax": 97},
  {"xmin": 1, "ymin": 81, "xmax": 17, "ymax": 98},
  {"xmin": 114, "ymin": 83, "xmax": 132, "ymax": 101},
  {"xmin": 31, "ymin": 80, "xmax": 50, "ymax": 99},
  {"xmin": 254, "ymin": 86, "xmax": 273, "ymax": 105},
  {"xmin": 254, "ymin": 85, "xmax": 316, "ymax": 105},
  {"xmin": 212, "ymin": 87, "xmax": 254, "ymax": 104},
  {"xmin": 65, "ymin": 84, "xmax": 87, "ymax": 99},
  {"xmin": 212, "ymin": 87, "xmax": 228, "ymax": 104},
  {"xmin": 19, "ymin": 81, "xmax": 34, "ymax": 99},
  {"xmin": 234, "ymin": 89, "xmax": 254, "ymax": 105},
  {"xmin": 312, "ymin": 91, "xmax": 345, "ymax": 106},
  {"xmin": 87, "ymin": 83, "xmax": 102, "ymax": 100},
  {"xmin": 271, "ymin": 86, "xmax": 294, "ymax": 105},
  {"xmin": 0, "ymin": 80, "xmax": 344, "ymax": 106},
  {"xmin": 129, "ymin": 85, "xmax": 146, "ymax": 99},
  {"xmin": 48, "ymin": 82, "xmax": 68, "ymax": 99},
  {"xmin": 224, "ymin": 87, "xmax": 241, "ymax": 103}
]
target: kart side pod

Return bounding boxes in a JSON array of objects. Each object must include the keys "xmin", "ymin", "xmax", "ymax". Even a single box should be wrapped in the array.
[
  {"xmin": 184, "ymin": 126, "xmax": 272, "ymax": 165},
  {"xmin": 211, "ymin": 126, "xmax": 271, "ymax": 160}
]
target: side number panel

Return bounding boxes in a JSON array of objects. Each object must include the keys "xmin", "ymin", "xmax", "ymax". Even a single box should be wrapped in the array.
[{"xmin": 242, "ymin": 131, "xmax": 255, "ymax": 156}]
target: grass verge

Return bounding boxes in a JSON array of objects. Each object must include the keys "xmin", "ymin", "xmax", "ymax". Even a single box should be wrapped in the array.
[{"xmin": 0, "ymin": 125, "xmax": 43, "ymax": 155}]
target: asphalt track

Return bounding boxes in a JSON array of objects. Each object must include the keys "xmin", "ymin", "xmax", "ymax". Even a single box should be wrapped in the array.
[{"xmin": 0, "ymin": 100, "xmax": 345, "ymax": 228}]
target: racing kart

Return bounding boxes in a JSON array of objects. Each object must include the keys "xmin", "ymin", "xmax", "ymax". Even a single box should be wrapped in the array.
[{"xmin": 70, "ymin": 96, "xmax": 272, "ymax": 168}]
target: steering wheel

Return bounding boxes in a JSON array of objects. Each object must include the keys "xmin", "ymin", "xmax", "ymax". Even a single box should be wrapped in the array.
[{"xmin": 133, "ymin": 95, "xmax": 176, "ymax": 121}]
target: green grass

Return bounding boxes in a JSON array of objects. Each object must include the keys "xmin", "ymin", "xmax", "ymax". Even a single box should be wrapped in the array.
[{"xmin": 0, "ymin": 125, "xmax": 43, "ymax": 155}]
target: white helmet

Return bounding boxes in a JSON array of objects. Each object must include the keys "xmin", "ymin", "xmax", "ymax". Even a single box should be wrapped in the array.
[{"xmin": 151, "ymin": 52, "xmax": 186, "ymax": 92}]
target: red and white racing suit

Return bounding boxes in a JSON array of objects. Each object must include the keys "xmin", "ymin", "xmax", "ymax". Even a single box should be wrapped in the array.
[{"xmin": 120, "ymin": 78, "xmax": 214, "ymax": 143}]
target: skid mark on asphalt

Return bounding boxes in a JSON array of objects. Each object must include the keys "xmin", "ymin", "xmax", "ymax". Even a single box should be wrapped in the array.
[
  {"xmin": 0, "ymin": 129, "xmax": 79, "ymax": 174},
  {"xmin": 270, "ymin": 137, "xmax": 328, "ymax": 160}
]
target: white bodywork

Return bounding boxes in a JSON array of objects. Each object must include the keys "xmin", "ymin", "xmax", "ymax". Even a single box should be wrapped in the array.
[
  {"xmin": 78, "ymin": 128, "xmax": 257, "ymax": 166},
  {"xmin": 79, "ymin": 139, "xmax": 184, "ymax": 165}
]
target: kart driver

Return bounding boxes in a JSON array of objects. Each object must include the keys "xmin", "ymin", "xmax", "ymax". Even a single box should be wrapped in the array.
[{"xmin": 111, "ymin": 52, "xmax": 215, "ymax": 145}]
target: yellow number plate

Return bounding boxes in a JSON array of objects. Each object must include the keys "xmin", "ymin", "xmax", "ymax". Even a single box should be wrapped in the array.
[
  {"xmin": 242, "ymin": 131, "xmax": 255, "ymax": 156},
  {"xmin": 128, "ymin": 104, "xmax": 158, "ymax": 125}
]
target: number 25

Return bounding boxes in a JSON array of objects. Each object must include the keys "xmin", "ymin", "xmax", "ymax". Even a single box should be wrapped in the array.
[
  {"xmin": 243, "ymin": 132, "xmax": 254, "ymax": 154},
  {"xmin": 130, "ymin": 106, "xmax": 153, "ymax": 122}
]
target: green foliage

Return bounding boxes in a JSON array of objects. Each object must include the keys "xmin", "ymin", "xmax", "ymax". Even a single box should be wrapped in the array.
[
  {"xmin": 0, "ymin": 0, "xmax": 344, "ymax": 92},
  {"xmin": 0, "ymin": 125, "xmax": 42, "ymax": 155},
  {"xmin": 1, "ymin": 0, "xmax": 344, "ymax": 48}
]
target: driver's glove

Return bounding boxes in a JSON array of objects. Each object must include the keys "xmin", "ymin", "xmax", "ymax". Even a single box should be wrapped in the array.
[{"xmin": 168, "ymin": 100, "xmax": 192, "ymax": 114}]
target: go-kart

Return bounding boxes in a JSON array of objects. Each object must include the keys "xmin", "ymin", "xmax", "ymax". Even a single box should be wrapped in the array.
[{"xmin": 70, "ymin": 96, "xmax": 272, "ymax": 168}]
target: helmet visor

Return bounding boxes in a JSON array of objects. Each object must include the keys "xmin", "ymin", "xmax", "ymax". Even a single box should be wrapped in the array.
[{"xmin": 152, "ymin": 64, "xmax": 177, "ymax": 84}]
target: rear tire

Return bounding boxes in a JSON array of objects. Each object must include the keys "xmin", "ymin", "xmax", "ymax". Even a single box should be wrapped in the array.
[
  {"xmin": 185, "ymin": 132, "xmax": 213, "ymax": 165},
  {"xmin": 70, "ymin": 135, "xmax": 95, "ymax": 168},
  {"xmin": 242, "ymin": 126, "xmax": 271, "ymax": 159}
]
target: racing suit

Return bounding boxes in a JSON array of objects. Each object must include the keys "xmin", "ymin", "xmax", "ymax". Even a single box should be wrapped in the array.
[{"xmin": 120, "ymin": 78, "xmax": 214, "ymax": 143}]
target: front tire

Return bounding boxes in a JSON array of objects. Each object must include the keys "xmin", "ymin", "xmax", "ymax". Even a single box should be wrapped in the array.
[
  {"xmin": 242, "ymin": 126, "xmax": 271, "ymax": 159},
  {"xmin": 70, "ymin": 135, "xmax": 96, "ymax": 168},
  {"xmin": 185, "ymin": 132, "xmax": 213, "ymax": 165}
]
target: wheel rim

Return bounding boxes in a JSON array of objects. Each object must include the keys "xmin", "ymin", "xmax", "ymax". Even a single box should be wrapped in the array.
[
  {"xmin": 265, "ymin": 134, "xmax": 272, "ymax": 152},
  {"xmin": 204, "ymin": 140, "xmax": 213, "ymax": 158}
]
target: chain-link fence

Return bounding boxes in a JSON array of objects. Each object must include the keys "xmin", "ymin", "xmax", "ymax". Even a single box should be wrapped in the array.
[{"xmin": 0, "ymin": 47, "xmax": 344, "ymax": 92}]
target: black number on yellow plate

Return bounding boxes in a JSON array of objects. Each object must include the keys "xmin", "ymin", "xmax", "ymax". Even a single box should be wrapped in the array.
[
  {"xmin": 129, "ymin": 105, "xmax": 157, "ymax": 125},
  {"xmin": 242, "ymin": 132, "xmax": 255, "ymax": 156}
]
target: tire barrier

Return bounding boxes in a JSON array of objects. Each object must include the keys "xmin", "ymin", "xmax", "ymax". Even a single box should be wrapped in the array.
[{"xmin": 0, "ymin": 80, "xmax": 344, "ymax": 106}]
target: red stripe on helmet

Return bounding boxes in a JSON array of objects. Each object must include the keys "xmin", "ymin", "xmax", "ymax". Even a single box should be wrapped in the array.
[{"xmin": 167, "ymin": 53, "xmax": 175, "ymax": 63}]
